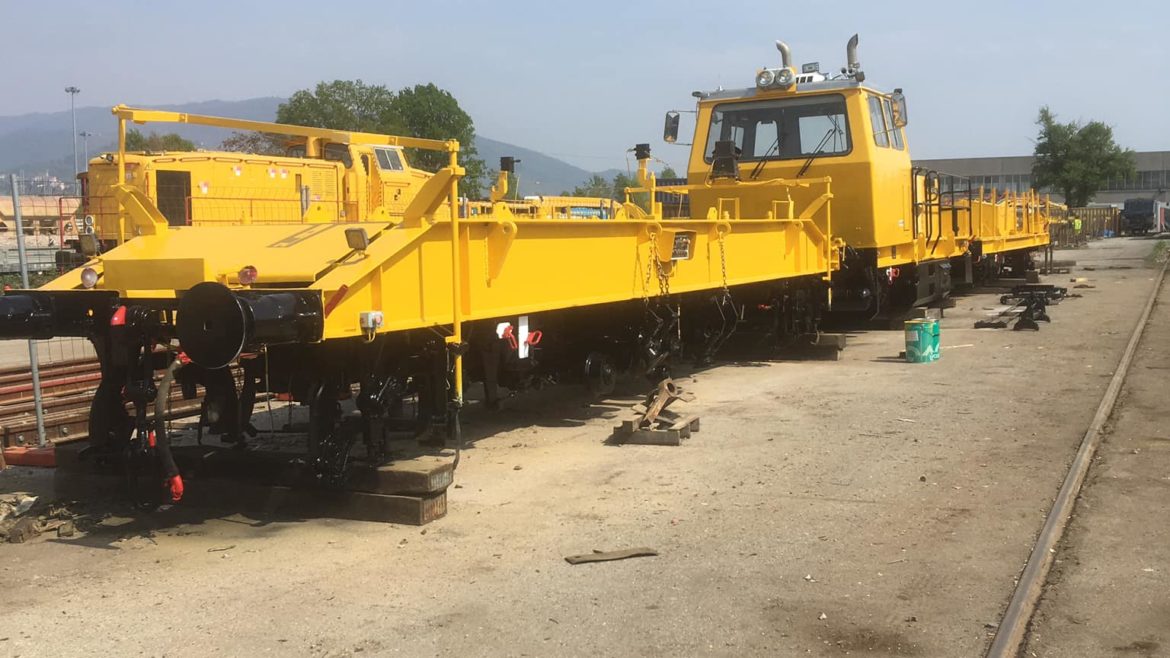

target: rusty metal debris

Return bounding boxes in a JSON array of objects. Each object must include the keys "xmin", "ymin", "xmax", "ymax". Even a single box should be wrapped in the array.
[
  {"xmin": 611, "ymin": 378, "xmax": 700, "ymax": 446},
  {"xmin": 564, "ymin": 547, "xmax": 658, "ymax": 565}
]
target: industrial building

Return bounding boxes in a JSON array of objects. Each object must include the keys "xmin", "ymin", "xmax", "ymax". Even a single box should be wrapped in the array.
[{"xmin": 915, "ymin": 151, "xmax": 1170, "ymax": 206}]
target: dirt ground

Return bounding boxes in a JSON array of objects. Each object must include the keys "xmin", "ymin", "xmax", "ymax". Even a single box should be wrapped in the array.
[
  {"xmin": 0, "ymin": 237, "xmax": 1164, "ymax": 657},
  {"xmin": 1025, "ymin": 249, "xmax": 1170, "ymax": 657}
]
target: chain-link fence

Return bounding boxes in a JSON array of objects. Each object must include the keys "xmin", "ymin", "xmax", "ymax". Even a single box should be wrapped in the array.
[{"xmin": 1, "ymin": 176, "xmax": 95, "ymax": 449}]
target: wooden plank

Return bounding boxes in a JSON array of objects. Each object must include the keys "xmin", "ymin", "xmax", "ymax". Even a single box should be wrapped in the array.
[
  {"xmin": 53, "ymin": 469, "xmax": 448, "ymax": 525},
  {"xmin": 622, "ymin": 429, "xmax": 682, "ymax": 446},
  {"xmin": 347, "ymin": 456, "xmax": 454, "ymax": 495}
]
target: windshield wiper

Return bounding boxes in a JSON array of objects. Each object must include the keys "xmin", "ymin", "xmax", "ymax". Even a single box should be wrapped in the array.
[
  {"xmin": 797, "ymin": 115, "xmax": 843, "ymax": 178},
  {"xmin": 749, "ymin": 134, "xmax": 781, "ymax": 180}
]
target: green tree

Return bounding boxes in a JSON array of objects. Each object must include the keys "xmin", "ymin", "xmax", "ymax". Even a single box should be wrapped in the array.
[
  {"xmin": 390, "ymin": 84, "xmax": 486, "ymax": 197},
  {"xmin": 659, "ymin": 166, "xmax": 679, "ymax": 180},
  {"xmin": 1031, "ymin": 107, "xmax": 1135, "ymax": 207},
  {"xmin": 277, "ymin": 80, "xmax": 399, "ymax": 134},
  {"xmin": 270, "ymin": 79, "xmax": 485, "ymax": 197},
  {"xmin": 572, "ymin": 174, "xmax": 613, "ymax": 198},
  {"xmin": 612, "ymin": 172, "xmax": 649, "ymax": 208},
  {"xmin": 220, "ymin": 131, "xmax": 287, "ymax": 156},
  {"xmin": 125, "ymin": 129, "xmax": 195, "ymax": 152}
]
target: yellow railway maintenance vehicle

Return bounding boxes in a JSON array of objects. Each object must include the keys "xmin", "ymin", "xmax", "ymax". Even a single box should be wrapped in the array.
[
  {"xmin": 73, "ymin": 105, "xmax": 436, "ymax": 253},
  {"xmin": 652, "ymin": 35, "xmax": 1054, "ymax": 319},
  {"xmin": 0, "ymin": 103, "xmax": 839, "ymax": 501}
]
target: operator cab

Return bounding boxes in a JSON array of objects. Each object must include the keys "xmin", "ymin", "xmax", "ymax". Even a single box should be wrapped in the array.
[{"xmin": 671, "ymin": 35, "xmax": 913, "ymax": 252}]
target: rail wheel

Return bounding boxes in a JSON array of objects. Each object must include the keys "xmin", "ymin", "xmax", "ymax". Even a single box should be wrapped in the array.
[{"xmin": 584, "ymin": 351, "xmax": 617, "ymax": 396}]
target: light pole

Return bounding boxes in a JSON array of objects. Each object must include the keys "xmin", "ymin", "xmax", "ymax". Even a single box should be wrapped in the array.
[
  {"xmin": 79, "ymin": 131, "xmax": 94, "ymax": 167},
  {"xmin": 65, "ymin": 86, "xmax": 80, "ymax": 175}
]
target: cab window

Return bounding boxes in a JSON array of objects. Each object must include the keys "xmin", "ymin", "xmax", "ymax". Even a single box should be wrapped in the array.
[
  {"xmin": 374, "ymin": 147, "xmax": 405, "ymax": 171},
  {"xmin": 868, "ymin": 96, "xmax": 889, "ymax": 148},
  {"xmin": 704, "ymin": 94, "xmax": 850, "ymax": 162},
  {"xmin": 883, "ymin": 98, "xmax": 905, "ymax": 150},
  {"xmin": 323, "ymin": 143, "xmax": 353, "ymax": 167}
]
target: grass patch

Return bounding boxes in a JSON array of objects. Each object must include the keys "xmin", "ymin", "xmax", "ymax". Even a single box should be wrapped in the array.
[
  {"xmin": 0, "ymin": 271, "xmax": 59, "ymax": 289},
  {"xmin": 1147, "ymin": 239, "xmax": 1169, "ymax": 266}
]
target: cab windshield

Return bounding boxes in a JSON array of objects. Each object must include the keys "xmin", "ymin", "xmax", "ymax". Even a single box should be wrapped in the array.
[{"xmin": 704, "ymin": 94, "xmax": 850, "ymax": 163}]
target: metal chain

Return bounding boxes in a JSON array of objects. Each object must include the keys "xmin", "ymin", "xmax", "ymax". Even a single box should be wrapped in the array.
[
  {"xmin": 642, "ymin": 232, "xmax": 656, "ymax": 302},
  {"xmin": 655, "ymin": 242, "xmax": 671, "ymax": 297},
  {"xmin": 718, "ymin": 229, "xmax": 729, "ymax": 295},
  {"xmin": 645, "ymin": 232, "xmax": 671, "ymax": 297}
]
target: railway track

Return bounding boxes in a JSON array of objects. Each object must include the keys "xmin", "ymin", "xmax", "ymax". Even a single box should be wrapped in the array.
[
  {"xmin": 986, "ymin": 255, "xmax": 1169, "ymax": 657},
  {"xmin": 0, "ymin": 356, "xmax": 208, "ymax": 448}
]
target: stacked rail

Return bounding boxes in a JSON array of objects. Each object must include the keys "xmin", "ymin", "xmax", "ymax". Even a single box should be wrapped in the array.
[{"xmin": 0, "ymin": 357, "xmax": 207, "ymax": 448}]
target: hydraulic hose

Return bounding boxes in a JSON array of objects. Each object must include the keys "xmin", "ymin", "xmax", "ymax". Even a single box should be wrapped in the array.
[{"xmin": 154, "ymin": 357, "xmax": 184, "ymax": 501}]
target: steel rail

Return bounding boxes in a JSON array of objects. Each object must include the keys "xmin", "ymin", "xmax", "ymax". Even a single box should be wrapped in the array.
[{"xmin": 986, "ymin": 255, "xmax": 1169, "ymax": 657}]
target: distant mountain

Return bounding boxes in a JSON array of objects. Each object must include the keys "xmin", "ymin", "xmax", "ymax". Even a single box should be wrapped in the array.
[
  {"xmin": 0, "ymin": 98, "xmax": 284, "ymax": 179},
  {"xmin": 0, "ymin": 97, "xmax": 614, "ymax": 196},
  {"xmin": 475, "ymin": 136, "xmax": 599, "ymax": 196}
]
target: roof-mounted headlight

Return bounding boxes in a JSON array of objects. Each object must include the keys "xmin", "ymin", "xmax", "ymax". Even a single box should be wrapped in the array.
[{"xmin": 756, "ymin": 67, "xmax": 795, "ymax": 90}]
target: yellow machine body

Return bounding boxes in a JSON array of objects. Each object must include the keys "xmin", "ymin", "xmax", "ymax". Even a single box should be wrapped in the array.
[
  {"xmin": 965, "ymin": 188, "xmax": 1058, "ymax": 256},
  {"xmin": 82, "ymin": 146, "xmax": 425, "ymax": 237},
  {"xmin": 39, "ymin": 104, "xmax": 840, "ymax": 410},
  {"xmin": 687, "ymin": 85, "xmax": 974, "ymax": 269},
  {"xmin": 79, "ymin": 106, "xmax": 447, "ymax": 245},
  {"xmin": 684, "ymin": 65, "xmax": 1053, "ymax": 272},
  {"xmin": 54, "ymin": 170, "xmax": 839, "ymax": 343}
]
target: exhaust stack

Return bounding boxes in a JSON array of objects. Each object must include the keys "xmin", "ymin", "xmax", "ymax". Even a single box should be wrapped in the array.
[
  {"xmin": 845, "ymin": 34, "xmax": 865, "ymax": 81},
  {"xmin": 847, "ymin": 34, "xmax": 860, "ymax": 71},
  {"xmin": 775, "ymin": 40, "xmax": 792, "ymax": 69}
]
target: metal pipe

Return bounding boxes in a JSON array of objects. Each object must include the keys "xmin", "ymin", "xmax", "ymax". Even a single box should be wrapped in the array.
[
  {"xmin": 774, "ymin": 40, "xmax": 792, "ymax": 69},
  {"xmin": 80, "ymin": 131, "xmax": 92, "ymax": 164},
  {"xmin": 847, "ymin": 34, "xmax": 860, "ymax": 71},
  {"xmin": 447, "ymin": 148, "xmax": 463, "ymax": 403},
  {"xmin": 117, "ymin": 116, "xmax": 126, "ymax": 244},
  {"xmin": 9, "ymin": 174, "xmax": 47, "ymax": 448},
  {"xmin": 65, "ymin": 86, "xmax": 80, "ymax": 176}
]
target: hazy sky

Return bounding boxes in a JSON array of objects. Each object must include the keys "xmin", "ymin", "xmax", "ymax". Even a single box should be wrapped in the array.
[{"xmin": 3, "ymin": 0, "xmax": 1167, "ymax": 171}]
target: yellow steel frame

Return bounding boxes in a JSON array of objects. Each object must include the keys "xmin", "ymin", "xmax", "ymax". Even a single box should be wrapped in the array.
[
  {"xmin": 107, "ymin": 105, "xmax": 469, "ymax": 402},
  {"xmin": 966, "ymin": 188, "xmax": 1055, "ymax": 255},
  {"xmin": 47, "ymin": 106, "xmax": 841, "ymax": 406}
]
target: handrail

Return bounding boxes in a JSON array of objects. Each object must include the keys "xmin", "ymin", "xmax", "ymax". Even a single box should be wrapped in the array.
[{"xmin": 111, "ymin": 105, "xmax": 458, "ymax": 153}]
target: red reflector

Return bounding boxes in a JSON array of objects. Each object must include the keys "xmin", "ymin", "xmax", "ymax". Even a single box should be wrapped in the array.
[
  {"xmin": 323, "ymin": 284, "xmax": 348, "ymax": 317},
  {"xmin": 147, "ymin": 431, "xmax": 157, "ymax": 448},
  {"xmin": 168, "ymin": 474, "xmax": 184, "ymax": 502},
  {"xmin": 110, "ymin": 306, "xmax": 127, "ymax": 326}
]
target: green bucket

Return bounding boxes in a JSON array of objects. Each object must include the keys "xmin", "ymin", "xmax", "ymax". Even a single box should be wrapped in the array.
[{"xmin": 904, "ymin": 319, "xmax": 940, "ymax": 363}]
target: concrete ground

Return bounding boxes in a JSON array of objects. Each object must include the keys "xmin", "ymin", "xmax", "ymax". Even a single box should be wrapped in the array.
[
  {"xmin": 0, "ymin": 237, "xmax": 1164, "ymax": 657},
  {"xmin": 1026, "ymin": 245, "xmax": 1170, "ymax": 657}
]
